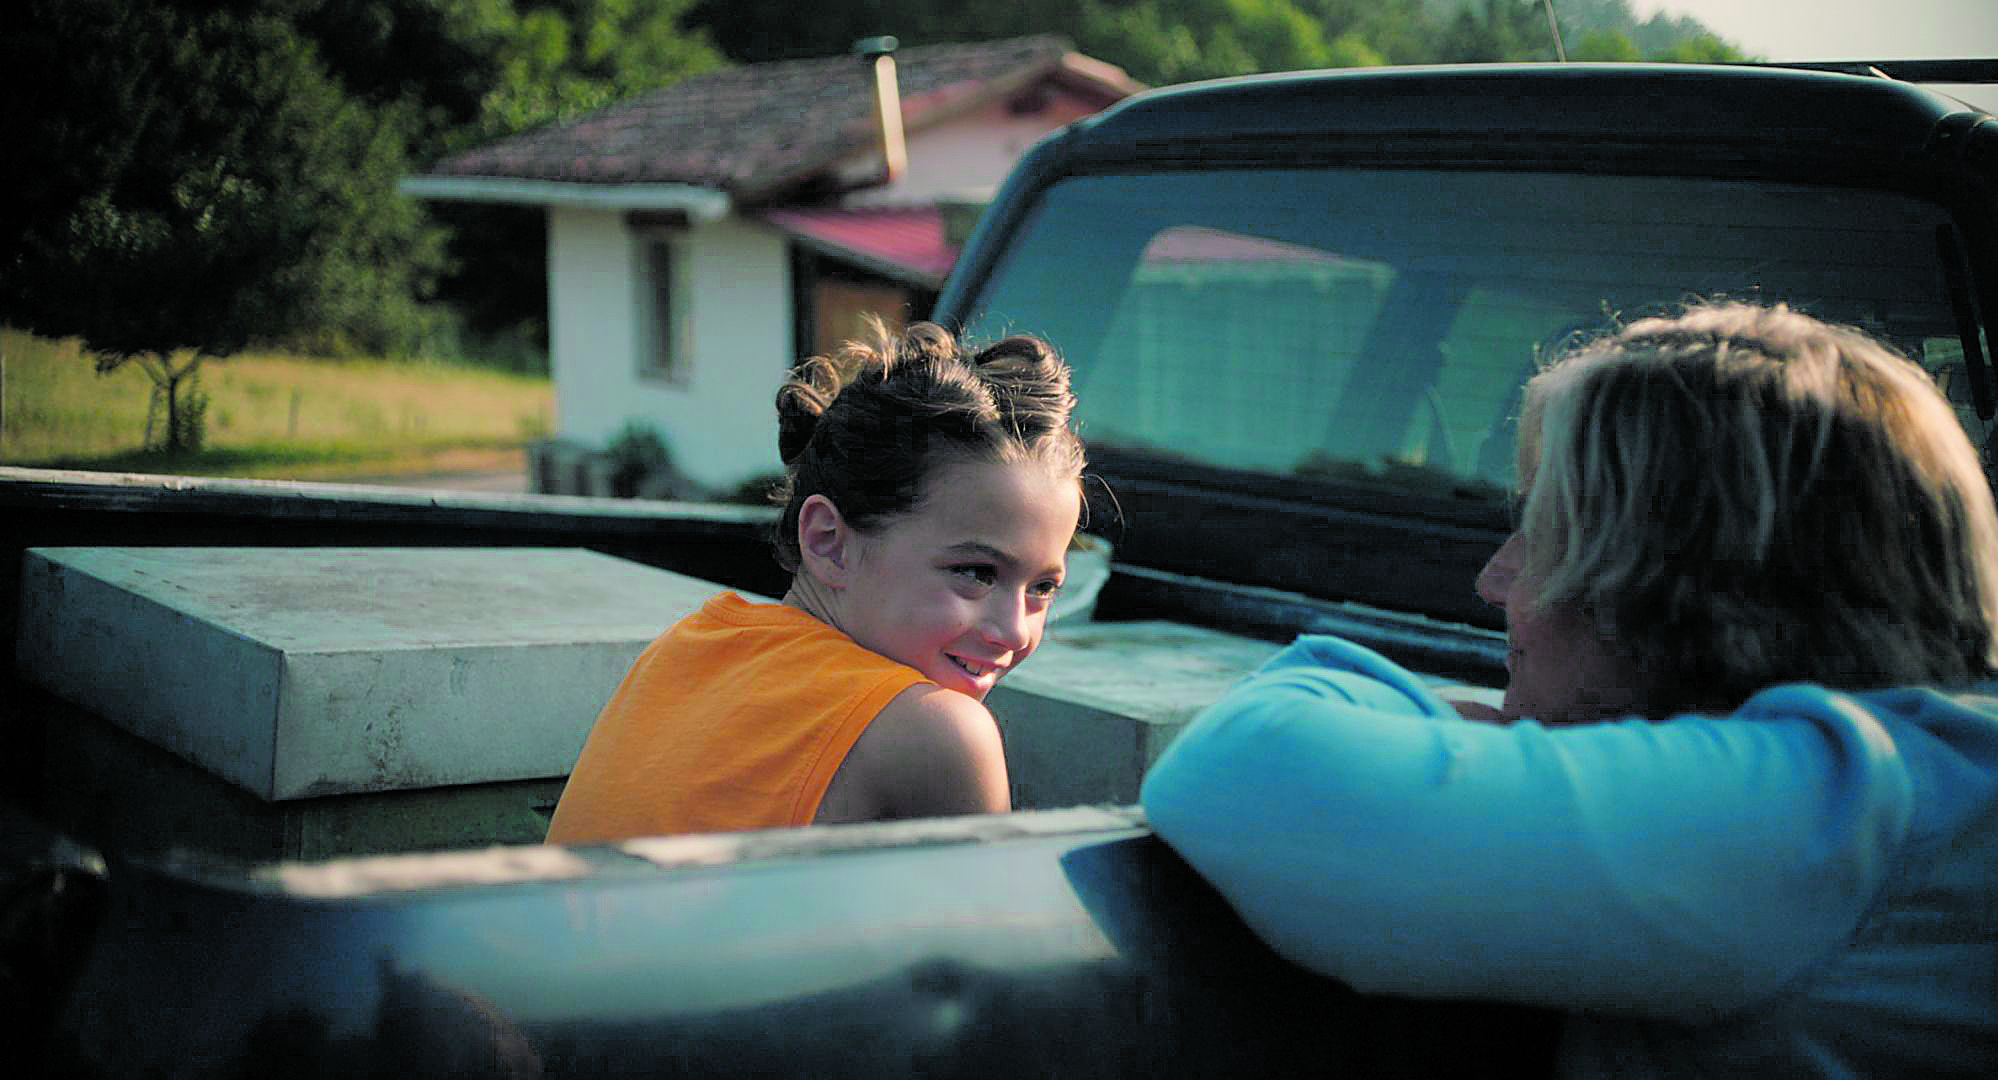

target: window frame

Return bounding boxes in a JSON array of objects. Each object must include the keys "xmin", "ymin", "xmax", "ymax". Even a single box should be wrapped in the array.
[{"xmin": 635, "ymin": 231, "xmax": 689, "ymax": 386}]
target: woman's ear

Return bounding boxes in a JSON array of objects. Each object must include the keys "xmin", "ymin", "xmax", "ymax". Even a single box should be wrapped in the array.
[{"xmin": 796, "ymin": 494, "xmax": 852, "ymax": 587}]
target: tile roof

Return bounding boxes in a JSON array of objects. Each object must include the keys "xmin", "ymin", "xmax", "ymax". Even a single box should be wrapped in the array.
[
  {"xmin": 424, "ymin": 35, "xmax": 1107, "ymax": 202},
  {"xmin": 761, "ymin": 207, "xmax": 956, "ymax": 287}
]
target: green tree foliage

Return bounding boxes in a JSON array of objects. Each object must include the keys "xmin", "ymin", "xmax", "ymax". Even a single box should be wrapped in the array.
[
  {"xmin": 681, "ymin": 0, "xmax": 1058, "ymax": 64},
  {"xmin": 265, "ymin": 1, "xmax": 726, "ymax": 363},
  {"xmin": 359, "ymin": 0, "xmax": 727, "ymax": 150},
  {"xmin": 1, "ymin": 0, "xmax": 725, "ymax": 447},
  {"xmin": 1430, "ymin": 0, "xmax": 1559, "ymax": 63},
  {"xmin": 294, "ymin": 0, "xmax": 724, "ymax": 362},
  {"xmin": 1293, "ymin": 0, "xmax": 1433, "ymax": 66},
  {"xmin": 1552, "ymin": 0, "xmax": 1752, "ymax": 62},
  {"xmin": 1646, "ymin": 33, "xmax": 1748, "ymax": 64},
  {"xmin": 686, "ymin": 0, "xmax": 1356, "ymax": 81},
  {"xmin": 1570, "ymin": 29, "xmax": 1642, "ymax": 62},
  {"xmin": 1556, "ymin": 0, "xmax": 1750, "ymax": 59},
  {"xmin": 685, "ymin": 0, "xmax": 1746, "ymax": 83},
  {"xmin": 1, "ymin": 0, "xmax": 444, "ymax": 450},
  {"xmin": 275, "ymin": 0, "xmax": 723, "ymax": 158},
  {"xmin": 410, "ymin": 1, "xmax": 725, "ymax": 355}
]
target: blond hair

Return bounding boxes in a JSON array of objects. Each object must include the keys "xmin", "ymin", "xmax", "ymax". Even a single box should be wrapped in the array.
[{"xmin": 1516, "ymin": 302, "xmax": 1998, "ymax": 709}]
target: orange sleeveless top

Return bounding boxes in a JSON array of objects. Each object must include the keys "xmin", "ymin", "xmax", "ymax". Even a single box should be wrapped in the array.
[{"xmin": 545, "ymin": 592, "xmax": 930, "ymax": 843}]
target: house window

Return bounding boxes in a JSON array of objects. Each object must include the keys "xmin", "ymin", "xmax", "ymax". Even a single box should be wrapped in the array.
[{"xmin": 638, "ymin": 237, "xmax": 685, "ymax": 383}]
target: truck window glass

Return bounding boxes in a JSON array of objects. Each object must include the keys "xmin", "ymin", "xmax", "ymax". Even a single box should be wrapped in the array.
[{"xmin": 960, "ymin": 168, "xmax": 1966, "ymax": 506}]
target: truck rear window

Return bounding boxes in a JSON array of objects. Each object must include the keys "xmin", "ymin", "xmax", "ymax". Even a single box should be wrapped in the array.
[{"xmin": 960, "ymin": 168, "xmax": 1982, "ymax": 506}]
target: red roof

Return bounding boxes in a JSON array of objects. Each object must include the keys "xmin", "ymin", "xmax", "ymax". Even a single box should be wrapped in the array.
[{"xmin": 762, "ymin": 207, "xmax": 955, "ymax": 287}]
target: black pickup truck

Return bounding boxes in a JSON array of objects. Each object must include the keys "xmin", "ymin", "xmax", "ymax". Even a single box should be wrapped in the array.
[
  {"xmin": 935, "ymin": 60, "xmax": 1998, "ymax": 634},
  {"xmin": 7, "ymin": 61, "xmax": 1996, "ymax": 1078}
]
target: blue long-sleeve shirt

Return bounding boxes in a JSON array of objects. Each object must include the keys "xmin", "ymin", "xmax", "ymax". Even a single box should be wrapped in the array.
[{"xmin": 1141, "ymin": 635, "xmax": 1998, "ymax": 1077}]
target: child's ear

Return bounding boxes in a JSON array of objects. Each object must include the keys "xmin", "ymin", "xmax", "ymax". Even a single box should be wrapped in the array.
[{"xmin": 796, "ymin": 494, "xmax": 852, "ymax": 586}]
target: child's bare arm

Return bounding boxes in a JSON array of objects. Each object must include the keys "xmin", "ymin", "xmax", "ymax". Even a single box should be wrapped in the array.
[{"xmin": 831, "ymin": 684, "xmax": 1011, "ymax": 822}]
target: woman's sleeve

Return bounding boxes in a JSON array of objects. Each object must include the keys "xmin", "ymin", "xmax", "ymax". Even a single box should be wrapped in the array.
[{"xmin": 1139, "ymin": 636, "xmax": 1917, "ymax": 1023}]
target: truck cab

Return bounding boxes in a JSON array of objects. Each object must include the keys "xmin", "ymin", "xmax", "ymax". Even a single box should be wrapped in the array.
[{"xmin": 935, "ymin": 62, "xmax": 1998, "ymax": 634}]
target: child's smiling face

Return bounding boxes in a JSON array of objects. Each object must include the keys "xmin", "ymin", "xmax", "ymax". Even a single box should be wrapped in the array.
[{"xmin": 836, "ymin": 458, "xmax": 1081, "ymax": 700}]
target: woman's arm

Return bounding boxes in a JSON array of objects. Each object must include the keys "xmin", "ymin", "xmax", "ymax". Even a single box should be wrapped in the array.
[{"xmin": 1141, "ymin": 636, "xmax": 1915, "ymax": 1023}]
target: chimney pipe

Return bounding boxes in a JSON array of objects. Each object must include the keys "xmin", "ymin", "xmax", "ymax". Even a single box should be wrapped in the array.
[{"xmin": 854, "ymin": 36, "xmax": 907, "ymax": 187}]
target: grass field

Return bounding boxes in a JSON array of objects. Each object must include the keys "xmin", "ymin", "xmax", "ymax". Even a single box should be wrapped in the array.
[{"xmin": 0, "ymin": 327, "xmax": 552, "ymax": 479}]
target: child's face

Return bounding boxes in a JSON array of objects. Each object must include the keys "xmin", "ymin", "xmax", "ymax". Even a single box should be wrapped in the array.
[{"xmin": 839, "ymin": 459, "xmax": 1081, "ymax": 700}]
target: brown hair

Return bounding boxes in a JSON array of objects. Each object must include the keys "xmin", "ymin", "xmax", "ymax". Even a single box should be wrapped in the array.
[
  {"xmin": 1516, "ymin": 301, "xmax": 1998, "ymax": 710},
  {"xmin": 770, "ymin": 320, "xmax": 1086, "ymax": 572}
]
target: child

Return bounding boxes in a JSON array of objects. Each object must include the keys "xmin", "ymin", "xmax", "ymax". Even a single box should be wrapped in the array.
[{"xmin": 546, "ymin": 322, "xmax": 1086, "ymax": 843}]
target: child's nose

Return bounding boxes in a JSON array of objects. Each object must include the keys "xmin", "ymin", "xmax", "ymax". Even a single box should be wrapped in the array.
[
  {"xmin": 982, "ymin": 592, "xmax": 1035, "ymax": 651},
  {"xmin": 1475, "ymin": 533, "xmax": 1523, "ymax": 610}
]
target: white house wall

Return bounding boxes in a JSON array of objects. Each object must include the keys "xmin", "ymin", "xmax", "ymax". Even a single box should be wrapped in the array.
[
  {"xmin": 547, "ymin": 207, "xmax": 634, "ymax": 449},
  {"xmin": 843, "ymin": 88, "xmax": 1107, "ymax": 206},
  {"xmin": 549, "ymin": 206, "xmax": 791, "ymax": 492}
]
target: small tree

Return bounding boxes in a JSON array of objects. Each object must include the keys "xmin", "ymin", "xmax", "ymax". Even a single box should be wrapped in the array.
[{"xmin": 1, "ymin": 0, "xmax": 440, "ymax": 452}]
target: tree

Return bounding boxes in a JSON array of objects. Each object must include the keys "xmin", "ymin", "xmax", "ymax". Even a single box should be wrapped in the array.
[
  {"xmin": 686, "ymin": 0, "xmax": 1350, "ymax": 85},
  {"xmin": 415, "ymin": 0, "xmax": 725, "ymax": 355},
  {"xmin": 1647, "ymin": 33, "xmax": 1748, "ymax": 64},
  {"xmin": 1076, "ymin": 0, "xmax": 1340, "ymax": 84},
  {"xmin": 289, "ymin": 0, "xmax": 727, "ymax": 364},
  {"xmin": 1570, "ymin": 29, "xmax": 1641, "ymax": 62},
  {"xmin": 1294, "ymin": 0, "xmax": 1433, "ymax": 66},
  {"xmin": 684, "ymin": 0, "xmax": 1066, "ymax": 64},
  {"xmin": 0, "ymin": 0, "xmax": 442, "ymax": 451},
  {"xmin": 1430, "ymin": 0, "xmax": 1560, "ymax": 64},
  {"xmin": 1541, "ymin": 0, "xmax": 1754, "ymax": 63},
  {"xmin": 2, "ymin": 0, "xmax": 725, "ymax": 442},
  {"xmin": 683, "ymin": 0, "xmax": 1717, "ymax": 83}
]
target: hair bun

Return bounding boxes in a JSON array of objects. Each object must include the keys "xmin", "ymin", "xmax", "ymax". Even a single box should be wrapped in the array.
[
  {"xmin": 894, "ymin": 322, "xmax": 959, "ymax": 371},
  {"xmin": 971, "ymin": 335, "xmax": 1076, "ymax": 423},
  {"xmin": 774, "ymin": 355, "xmax": 844, "ymax": 465}
]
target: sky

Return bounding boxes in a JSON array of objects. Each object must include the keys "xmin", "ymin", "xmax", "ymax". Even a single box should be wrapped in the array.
[
  {"xmin": 1635, "ymin": 0, "xmax": 1997, "ymax": 60},
  {"xmin": 1634, "ymin": 0, "xmax": 1998, "ymax": 110}
]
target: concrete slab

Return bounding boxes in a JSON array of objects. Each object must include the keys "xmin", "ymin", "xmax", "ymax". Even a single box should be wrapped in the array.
[
  {"xmin": 17, "ymin": 547, "xmax": 742, "ymax": 801},
  {"xmin": 991, "ymin": 620, "xmax": 1497, "ymax": 809},
  {"xmin": 990, "ymin": 621, "xmax": 1282, "ymax": 809},
  {"xmin": 29, "ymin": 688, "xmax": 568, "ymax": 861}
]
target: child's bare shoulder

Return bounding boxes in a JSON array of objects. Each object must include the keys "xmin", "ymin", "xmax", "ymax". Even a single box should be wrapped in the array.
[
  {"xmin": 844, "ymin": 684, "xmax": 1009, "ymax": 816},
  {"xmin": 872, "ymin": 684, "xmax": 1001, "ymax": 752}
]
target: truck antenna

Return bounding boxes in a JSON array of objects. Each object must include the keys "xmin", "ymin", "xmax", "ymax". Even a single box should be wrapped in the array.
[{"xmin": 1541, "ymin": 0, "xmax": 1568, "ymax": 62}]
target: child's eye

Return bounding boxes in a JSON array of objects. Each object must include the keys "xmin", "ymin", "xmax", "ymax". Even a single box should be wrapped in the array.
[
  {"xmin": 949, "ymin": 564, "xmax": 997, "ymax": 587},
  {"xmin": 1030, "ymin": 578, "xmax": 1064, "ymax": 599}
]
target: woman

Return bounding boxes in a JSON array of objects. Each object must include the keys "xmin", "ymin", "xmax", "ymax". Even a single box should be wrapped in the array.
[{"xmin": 1142, "ymin": 302, "xmax": 1998, "ymax": 1075}]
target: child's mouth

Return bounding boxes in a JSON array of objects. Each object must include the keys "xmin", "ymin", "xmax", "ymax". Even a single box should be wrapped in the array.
[{"xmin": 947, "ymin": 654, "xmax": 1000, "ymax": 680}]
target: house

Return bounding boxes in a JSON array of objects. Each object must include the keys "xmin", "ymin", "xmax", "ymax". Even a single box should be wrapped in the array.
[{"xmin": 400, "ymin": 35, "xmax": 1142, "ymax": 495}]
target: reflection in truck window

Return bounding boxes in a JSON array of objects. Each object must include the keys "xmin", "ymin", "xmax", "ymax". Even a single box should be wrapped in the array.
[
  {"xmin": 1082, "ymin": 227, "xmax": 1391, "ymax": 474},
  {"xmin": 963, "ymin": 167, "xmax": 1965, "ymax": 509}
]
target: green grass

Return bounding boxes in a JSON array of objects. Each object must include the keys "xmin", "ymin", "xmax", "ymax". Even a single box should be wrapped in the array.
[{"xmin": 0, "ymin": 327, "xmax": 552, "ymax": 479}]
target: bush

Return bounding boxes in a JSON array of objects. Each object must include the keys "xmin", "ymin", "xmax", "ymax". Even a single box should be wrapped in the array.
[{"xmin": 605, "ymin": 421, "xmax": 673, "ymax": 498}]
